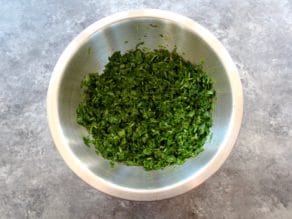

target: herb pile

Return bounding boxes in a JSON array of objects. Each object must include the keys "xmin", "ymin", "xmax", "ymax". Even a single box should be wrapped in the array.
[{"xmin": 76, "ymin": 47, "xmax": 215, "ymax": 170}]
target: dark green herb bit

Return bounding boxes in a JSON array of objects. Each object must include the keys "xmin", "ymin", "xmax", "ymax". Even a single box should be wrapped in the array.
[
  {"xmin": 76, "ymin": 47, "xmax": 216, "ymax": 171},
  {"xmin": 150, "ymin": 23, "xmax": 158, "ymax": 28},
  {"xmin": 87, "ymin": 47, "xmax": 91, "ymax": 55}
]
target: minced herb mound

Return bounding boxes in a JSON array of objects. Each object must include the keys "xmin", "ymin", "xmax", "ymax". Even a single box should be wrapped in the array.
[{"xmin": 76, "ymin": 47, "xmax": 215, "ymax": 170}]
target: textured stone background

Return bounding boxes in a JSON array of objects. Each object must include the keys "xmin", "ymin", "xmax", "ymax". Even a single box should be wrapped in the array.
[{"xmin": 1, "ymin": 0, "xmax": 292, "ymax": 218}]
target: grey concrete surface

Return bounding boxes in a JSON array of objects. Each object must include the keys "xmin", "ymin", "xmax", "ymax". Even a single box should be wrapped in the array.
[{"xmin": 1, "ymin": 0, "xmax": 292, "ymax": 218}]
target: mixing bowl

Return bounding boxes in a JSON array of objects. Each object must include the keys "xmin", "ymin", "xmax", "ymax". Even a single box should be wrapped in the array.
[{"xmin": 47, "ymin": 9, "xmax": 243, "ymax": 201}]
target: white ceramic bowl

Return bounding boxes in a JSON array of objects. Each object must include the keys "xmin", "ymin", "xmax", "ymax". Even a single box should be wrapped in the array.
[{"xmin": 47, "ymin": 9, "xmax": 243, "ymax": 201}]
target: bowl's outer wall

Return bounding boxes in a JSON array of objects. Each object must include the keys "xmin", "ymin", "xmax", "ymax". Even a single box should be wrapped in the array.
[{"xmin": 47, "ymin": 10, "xmax": 243, "ymax": 201}]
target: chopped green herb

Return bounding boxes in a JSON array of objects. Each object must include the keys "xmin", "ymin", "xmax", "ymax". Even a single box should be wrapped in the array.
[
  {"xmin": 76, "ymin": 47, "xmax": 216, "ymax": 170},
  {"xmin": 124, "ymin": 40, "xmax": 128, "ymax": 44},
  {"xmin": 135, "ymin": 41, "xmax": 144, "ymax": 49},
  {"xmin": 159, "ymin": 34, "xmax": 164, "ymax": 38}
]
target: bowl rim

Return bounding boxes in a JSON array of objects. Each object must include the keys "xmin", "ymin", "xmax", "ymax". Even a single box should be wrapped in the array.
[{"xmin": 47, "ymin": 9, "xmax": 243, "ymax": 201}]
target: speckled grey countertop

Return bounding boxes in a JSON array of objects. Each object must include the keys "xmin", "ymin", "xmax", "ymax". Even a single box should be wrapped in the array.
[{"xmin": 1, "ymin": 1, "xmax": 292, "ymax": 218}]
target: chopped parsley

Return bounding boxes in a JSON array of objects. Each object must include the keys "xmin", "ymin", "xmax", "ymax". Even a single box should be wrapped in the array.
[{"xmin": 76, "ymin": 47, "xmax": 216, "ymax": 170}]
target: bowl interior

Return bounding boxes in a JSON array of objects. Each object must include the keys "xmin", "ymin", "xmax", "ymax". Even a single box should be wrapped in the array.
[{"xmin": 57, "ymin": 17, "xmax": 232, "ymax": 190}]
